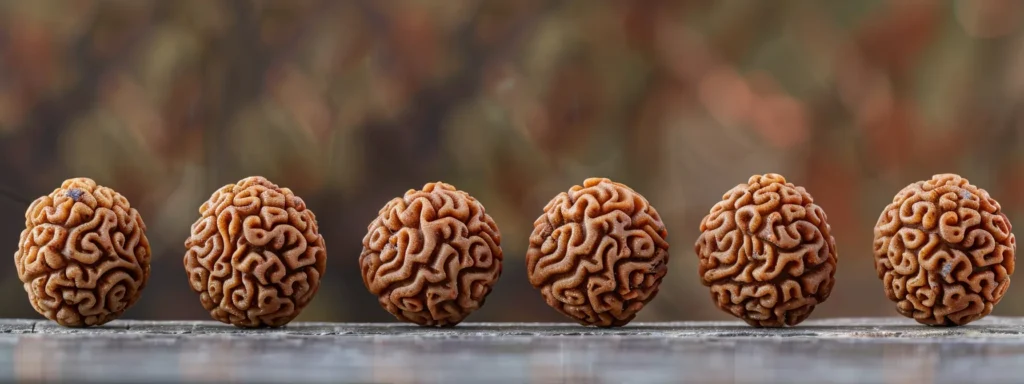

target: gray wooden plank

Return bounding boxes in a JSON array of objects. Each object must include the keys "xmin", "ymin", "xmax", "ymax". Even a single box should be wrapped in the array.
[
  {"xmin": 10, "ymin": 317, "xmax": 1024, "ymax": 340},
  {"xmin": 2, "ymin": 318, "xmax": 1023, "ymax": 383}
]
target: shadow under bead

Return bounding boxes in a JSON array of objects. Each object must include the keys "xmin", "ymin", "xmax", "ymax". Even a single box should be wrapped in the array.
[
  {"xmin": 359, "ymin": 182, "xmax": 503, "ymax": 327},
  {"xmin": 694, "ymin": 173, "xmax": 838, "ymax": 327},
  {"xmin": 183, "ymin": 176, "xmax": 327, "ymax": 328},
  {"xmin": 14, "ymin": 178, "xmax": 152, "ymax": 327},
  {"xmin": 526, "ymin": 178, "xmax": 670, "ymax": 327},
  {"xmin": 873, "ymin": 174, "xmax": 1015, "ymax": 326}
]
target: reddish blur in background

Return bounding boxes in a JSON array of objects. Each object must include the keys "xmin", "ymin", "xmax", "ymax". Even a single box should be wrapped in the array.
[{"xmin": 1, "ymin": 0, "xmax": 1024, "ymax": 323}]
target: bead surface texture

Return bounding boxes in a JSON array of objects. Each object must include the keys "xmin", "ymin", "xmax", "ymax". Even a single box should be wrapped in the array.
[
  {"xmin": 873, "ymin": 174, "xmax": 1015, "ymax": 326},
  {"xmin": 526, "ymin": 178, "xmax": 669, "ymax": 327},
  {"xmin": 184, "ymin": 176, "xmax": 326, "ymax": 328},
  {"xmin": 360, "ymin": 182, "xmax": 503, "ymax": 327},
  {"xmin": 695, "ymin": 173, "xmax": 837, "ymax": 327},
  {"xmin": 15, "ymin": 178, "xmax": 151, "ymax": 327}
]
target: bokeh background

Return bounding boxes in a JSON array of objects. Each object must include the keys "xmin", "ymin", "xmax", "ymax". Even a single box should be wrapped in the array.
[{"xmin": 1, "ymin": 0, "xmax": 1023, "ymax": 323}]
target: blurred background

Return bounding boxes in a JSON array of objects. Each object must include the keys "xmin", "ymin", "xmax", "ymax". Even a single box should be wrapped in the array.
[{"xmin": 0, "ymin": 0, "xmax": 1023, "ymax": 323}]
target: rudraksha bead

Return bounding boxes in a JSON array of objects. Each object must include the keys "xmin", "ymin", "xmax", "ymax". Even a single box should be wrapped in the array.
[
  {"xmin": 360, "ymin": 182, "xmax": 503, "ymax": 327},
  {"xmin": 15, "ymin": 178, "xmax": 151, "ymax": 327},
  {"xmin": 874, "ymin": 174, "xmax": 1015, "ymax": 326},
  {"xmin": 695, "ymin": 173, "xmax": 837, "ymax": 327},
  {"xmin": 184, "ymin": 176, "xmax": 326, "ymax": 328},
  {"xmin": 526, "ymin": 178, "xmax": 669, "ymax": 327}
]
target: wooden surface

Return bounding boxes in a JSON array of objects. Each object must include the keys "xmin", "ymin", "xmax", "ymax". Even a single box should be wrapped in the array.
[{"xmin": 2, "ymin": 317, "xmax": 1024, "ymax": 383}]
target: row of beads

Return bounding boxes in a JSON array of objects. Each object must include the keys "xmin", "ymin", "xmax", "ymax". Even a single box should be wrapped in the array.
[{"xmin": 14, "ymin": 173, "xmax": 1013, "ymax": 328}]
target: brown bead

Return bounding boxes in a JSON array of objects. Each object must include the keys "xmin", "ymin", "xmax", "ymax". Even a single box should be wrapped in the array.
[
  {"xmin": 360, "ymin": 182, "xmax": 503, "ymax": 327},
  {"xmin": 15, "ymin": 178, "xmax": 151, "ymax": 327},
  {"xmin": 873, "ymin": 174, "xmax": 1015, "ymax": 326},
  {"xmin": 695, "ymin": 173, "xmax": 838, "ymax": 327},
  {"xmin": 184, "ymin": 176, "xmax": 327, "ymax": 328},
  {"xmin": 526, "ymin": 178, "xmax": 669, "ymax": 327}
]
